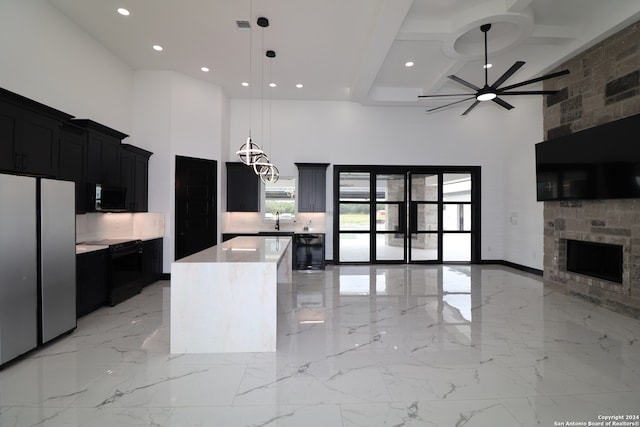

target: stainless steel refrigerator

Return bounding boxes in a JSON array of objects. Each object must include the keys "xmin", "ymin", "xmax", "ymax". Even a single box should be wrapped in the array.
[{"xmin": 0, "ymin": 174, "xmax": 76, "ymax": 366}]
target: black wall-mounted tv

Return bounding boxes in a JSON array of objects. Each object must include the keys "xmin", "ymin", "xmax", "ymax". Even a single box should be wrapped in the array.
[{"xmin": 535, "ymin": 113, "xmax": 640, "ymax": 201}]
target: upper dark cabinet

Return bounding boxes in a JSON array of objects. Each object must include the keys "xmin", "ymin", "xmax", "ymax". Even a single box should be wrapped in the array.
[
  {"xmin": 226, "ymin": 162, "xmax": 259, "ymax": 212},
  {"xmin": 296, "ymin": 163, "xmax": 329, "ymax": 212},
  {"xmin": 70, "ymin": 119, "xmax": 128, "ymax": 187},
  {"xmin": 120, "ymin": 144, "xmax": 152, "ymax": 212},
  {"xmin": 0, "ymin": 88, "xmax": 73, "ymax": 177},
  {"xmin": 58, "ymin": 123, "xmax": 88, "ymax": 213}
]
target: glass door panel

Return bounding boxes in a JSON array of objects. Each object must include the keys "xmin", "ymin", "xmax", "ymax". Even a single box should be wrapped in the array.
[
  {"xmin": 376, "ymin": 174, "xmax": 405, "ymax": 201},
  {"xmin": 339, "ymin": 203, "xmax": 370, "ymax": 230},
  {"xmin": 373, "ymin": 174, "xmax": 406, "ymax": 262},
  {"xmin": 443, "ymin": 173, "xmax": 471, "ymax": 201},
  {"xmin": 442, "ymin": 204, "xmax": 471, "ymax": 231},
  {"xmin": 409, "ymin": 233, "xmax": 438, "ymax": 261},
  {"xmin": 411, "ymin": 174, "xmax": 439, "ymax": 201},
  {"xmin": 410, "ymin": 173, "xmax": 440, "ymax": 262},
  {"xmin": 339, "ymin": 234, "xmax": 370, "ymax": 262},
  {"xmin": 339, "ymin": 172, "xmax": 371, "ymax": 262},
  {"xmin": 443, "ymin": 233, "xmax": 471, "ymax": 261}
]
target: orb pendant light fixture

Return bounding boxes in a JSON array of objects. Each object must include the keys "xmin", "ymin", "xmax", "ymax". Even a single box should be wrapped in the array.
[{"xmin": 236, "ymin": 136, "xmax": 263, "ymax": 166}]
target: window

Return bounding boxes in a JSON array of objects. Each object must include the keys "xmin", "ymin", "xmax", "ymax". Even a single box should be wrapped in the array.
[{"xmin": 264, "ymin": 177, "xmax": 296, "ymax": 221}]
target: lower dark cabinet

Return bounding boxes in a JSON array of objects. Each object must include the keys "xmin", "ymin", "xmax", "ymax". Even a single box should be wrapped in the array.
[
  {"xmin": 142, "ymin": 238, "xmax": 163, "ymax": 287},
  {"xmin": 295, "ymin": 233, "xmax": 325, "ymax": 270},
  {"xmin": 77, "ymin": 249, "xmax": 108, "ymax": 317}
]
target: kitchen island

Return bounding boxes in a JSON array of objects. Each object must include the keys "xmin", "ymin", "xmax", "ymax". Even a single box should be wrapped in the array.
[{"xmin": 170, "ymin": 236, "xmax": 292, "ymax": 353}]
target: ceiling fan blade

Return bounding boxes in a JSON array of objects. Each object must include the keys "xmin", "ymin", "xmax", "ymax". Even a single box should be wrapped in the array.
[
  {"xmin": 461, "ymin": 100, "xmax": 480, "ymax": 116},
  {"xmin": 499, "ymin": 69, "xmax": 570, "ymax": 91},
  {"xmin": 498, "ymin": 90, "xmax": 560, "ymax": 96},
  {"xmin": 492, "ymin": 97, "xmax": 514, "ymax": 110},
  {"xmin": 426, "ymin": 96, "xmax": 476, "ymax": 113},
  {"xmin": 448, "ymin": 75, "xmax": 481, "ymax": 91},
  {"xmin": 492, "ymin": 61, "xmax": 525, "ymax": 89},
  {"xmin": 418, "ymin": 93, "xmax": 474, "ymax": 98}
]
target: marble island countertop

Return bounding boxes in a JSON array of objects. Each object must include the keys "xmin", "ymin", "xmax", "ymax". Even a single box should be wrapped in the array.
[{"xmin": 175, "ymin": 236, "xmax": 291, "ymax": 264}]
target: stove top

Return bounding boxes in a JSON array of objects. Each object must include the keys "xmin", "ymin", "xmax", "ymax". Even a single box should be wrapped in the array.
[{"xmin": 83, "ymin": 238, "xmax": 141, "ymax": 246}]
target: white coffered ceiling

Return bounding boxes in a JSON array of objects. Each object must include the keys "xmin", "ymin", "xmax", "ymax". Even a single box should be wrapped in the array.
[{"xmin": 47, "ymin": 0, "xmax": 640, "ymax": 111}]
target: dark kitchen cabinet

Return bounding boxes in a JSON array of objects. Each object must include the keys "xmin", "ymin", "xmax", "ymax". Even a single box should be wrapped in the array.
[
  {"xmin": 58, "ymin": 123, "xmax": 88, "ymax": 213},
  {"xmin": 142, "ymin": 238, "xmax": 163, "ymax": 287},
  {"xmin": 77, "ymin": 249, "xmax": 109, "ymax": 317},
  {"xmin": 296, "ymin": 163, "xmax": 329, "ymax": 212},
  {"xmin": 294, "ymin": 233, "xmax": 325, "ymax": 270},
  {"xmin": 0, "ymin": 87, "xmax": 73, "ymax": 176},
  {"xmin": 71, "ymin": 119, "xmax": 128, "ymax": 188},
  {"xmin": 120, "ymin": 144, "xmax": 152, "ymax": 212},
  {"xmin": 226, "ymin": 162, "xmax": 259, "ymax": 212}
]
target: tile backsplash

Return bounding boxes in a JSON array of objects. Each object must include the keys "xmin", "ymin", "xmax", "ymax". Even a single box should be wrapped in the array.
[{"xmin": 76, "ymin": 212, "xmax": 165, "ymax": 243}]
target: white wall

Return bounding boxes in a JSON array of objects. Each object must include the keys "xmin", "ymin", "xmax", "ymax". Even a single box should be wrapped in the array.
[
  {"xmin": 134, "ymin": 71, "xmax": 227, "ymax": 271},
  {"xmin": 0, "ymin": 0, "xmax": 133, "ymax": 132},
  {"xmin": 229, "ymin": 97, "xmax": 545, "ymax": 267}
]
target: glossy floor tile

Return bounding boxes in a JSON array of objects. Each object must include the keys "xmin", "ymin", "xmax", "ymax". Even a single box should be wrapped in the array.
[{"xmin": 1, "ymin": 265, "xmax": 639, "ymax": 426}]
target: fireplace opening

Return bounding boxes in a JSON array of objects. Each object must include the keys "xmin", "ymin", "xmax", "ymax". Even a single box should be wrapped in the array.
[{"xmin": 566, "ymin": 239, "xmax": 623, "ymax": 284}]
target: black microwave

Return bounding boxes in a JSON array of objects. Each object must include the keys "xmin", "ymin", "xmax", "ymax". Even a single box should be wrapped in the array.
[{"xmin": 94, "ymin": 183, "xmax": 127, "ymax": 212}]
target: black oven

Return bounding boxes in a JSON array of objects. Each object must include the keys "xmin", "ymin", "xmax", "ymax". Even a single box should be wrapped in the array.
[{"xmin": 84, "ymin": 239, "xmax": 144, "ymax": 306}]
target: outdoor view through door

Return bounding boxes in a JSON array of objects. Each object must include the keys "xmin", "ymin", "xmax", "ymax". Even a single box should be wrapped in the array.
[{"xmin": 334, "ymin": 166, "xmax": 480, "ymax": 264}]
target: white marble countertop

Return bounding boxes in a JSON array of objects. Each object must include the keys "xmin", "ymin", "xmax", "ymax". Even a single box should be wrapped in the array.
[
  {"xmin": 175, "ymin": 236, "xmax": 291, "ymax": 264},
  {"xmin": 75, "ymin": 244, "xmax": 108, "ymax": 255},
  {"xmin": 75, "ymin": 235, "xmax": 164, "ymax": 255}
]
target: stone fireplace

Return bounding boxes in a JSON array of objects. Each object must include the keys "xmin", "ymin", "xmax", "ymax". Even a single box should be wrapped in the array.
[
  {"xmin": 541, "ymin": 20, "xmax": 640, "ymax": 319},
  {"xmin": 543, "ymin": 199, "xmax": 640, "ymax": 318}
]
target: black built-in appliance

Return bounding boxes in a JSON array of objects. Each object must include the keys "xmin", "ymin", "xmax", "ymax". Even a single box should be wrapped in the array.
[
  {"xmin": 84, "ymin": 239, "xmax": 144, "ymax": 306},
  {"xmin": 92, "ymin": 183, "xmax": 127, "ymax": 212}
]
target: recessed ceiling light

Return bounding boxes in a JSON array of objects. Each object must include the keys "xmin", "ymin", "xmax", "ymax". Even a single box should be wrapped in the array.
[
  {"xmin": 152, "ymin": 45, "xmax": 163, "ymax": 52},
  {"xmin": 269, "ymin": 83, "xmax": 276, "ymax": 88},
  {"xmin": 483, "ymin": 63, "xmax": 493, "ymax": 69},
  {"xmin": 405, "ymin": 61, "xmax": 414, "ymax": 67},
  {"xmin": 201, "ymin": 67, "xmax": 210, "ymax": 72},
  {"xmin": 117, "ymin": 8, "xmax": 130, "ymax": 16},
  {"xmin": 296, "ymin": 83, "xmax": 303, "ymax": 88},
  {"xmin": 241, "ymin": 82, "xmax": 249, "ymax": 87}
]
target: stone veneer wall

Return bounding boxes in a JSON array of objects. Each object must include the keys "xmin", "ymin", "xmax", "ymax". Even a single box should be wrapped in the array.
[{"xmin": 541, "ymin": 20, "xmax": 640, "ymax": 319}]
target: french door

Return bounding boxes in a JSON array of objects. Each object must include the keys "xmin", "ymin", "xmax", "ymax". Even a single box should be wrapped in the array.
[{"xmin": 334, "ymin": 166, "xmax": 480, "ymax": 264}]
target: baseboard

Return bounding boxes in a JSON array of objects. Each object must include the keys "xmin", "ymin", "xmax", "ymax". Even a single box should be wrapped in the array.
[
  {"xmin": 159, "ymin": 273, "xmax": 171, "ymax": 281},
  {"xmin": 477, "ymin": 259, "xmax": 543, "ymax": 276}
]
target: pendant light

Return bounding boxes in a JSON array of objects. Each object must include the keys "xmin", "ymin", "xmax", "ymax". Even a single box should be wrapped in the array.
[
  {"xmin": 236, "ymin": 2, "xmax": 264, "ymax": 165},
  {"xmin": 253, "ymin": 17, "xmax": 279, "ymax": 183}
]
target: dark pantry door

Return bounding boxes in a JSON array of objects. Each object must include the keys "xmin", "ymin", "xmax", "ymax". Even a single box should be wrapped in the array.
[{"xmin": 175, "ymin": 156, "xmax": 217, "ymax": 260}]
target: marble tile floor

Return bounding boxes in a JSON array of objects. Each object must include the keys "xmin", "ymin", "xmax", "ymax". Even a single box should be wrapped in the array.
[{"xmin": 1, "ymin": 265, "xmax": 639, "ymax": 426}]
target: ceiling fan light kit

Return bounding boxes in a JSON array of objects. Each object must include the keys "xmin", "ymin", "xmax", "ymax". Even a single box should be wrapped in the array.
[{"xmin": 418, "ymin": 23, "xmax": 569, "ymax": 115}]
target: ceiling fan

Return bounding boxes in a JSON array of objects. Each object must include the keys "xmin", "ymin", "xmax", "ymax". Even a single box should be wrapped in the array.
[{"xmin": 418, "ymin": 23, "xmax": 570, "ymax": 115}]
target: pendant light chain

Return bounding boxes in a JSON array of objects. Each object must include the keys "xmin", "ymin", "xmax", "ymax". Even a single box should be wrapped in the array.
[{"xmin": 236, "ymin": 0, "xmax": 264, "ymax": 166}]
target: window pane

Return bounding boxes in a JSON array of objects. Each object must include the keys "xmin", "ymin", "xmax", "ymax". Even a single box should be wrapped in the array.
[
  {"xmin": 411, "ymin": 174, "xmax": 438, "ymax": 201},
  {"xmin": 264, "ymin": 178, "xmax": 295, "ymax": 220},
  {"xmin": 339, "ymin": 233, "xmax": 370, "ymax": 262},
  {"xmin": 376, "ymin": 233, "xmax": 405, "ymax": 261},
  {"xmin": 416, "ymin": 203, "xmax": 438, "ymax": 232},
  {"xmin": 376, "ymin": 174, "xmax": 405, "ymax": 201},
  {"xmin": 443, "ymin": 173, "xmax": 471, "ymax": 202},
  {"xmin": 339, "ymin": 172, "xmax": 370, "ymax": 201},
  {"xmin": 443, "ymin": 233, "xmax": 471, "ymax": 261},
  {"xmin": 376, "ymin": 203, "xmax": 402, "ymax": 231},
  {"xmin": 442, "ymin": 203, "xmax": 471, "ymax": 231},
  {"xmin": 410, "ymin": 233, "xmax": 438, "ymax": 261},
  {"xmin": 339, "ymin": 203, "xmax": 370, "ymax": 230}
]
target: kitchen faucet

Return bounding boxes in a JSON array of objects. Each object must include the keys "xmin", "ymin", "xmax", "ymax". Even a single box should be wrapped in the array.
[{"xmin": 275, "ymin": 211, "xmax": 280, "ymax": 230}]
